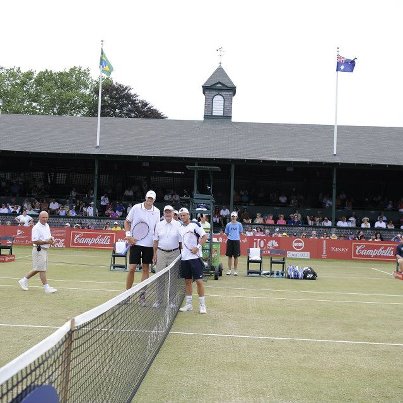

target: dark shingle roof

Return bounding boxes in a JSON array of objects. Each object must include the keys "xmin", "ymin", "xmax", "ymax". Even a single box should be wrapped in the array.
[
  {"xmin": 202, "ymin": 65, "xmax": 236, "ymax": 94},
  {"xmin": 0, "ymin": 114, "xmax": 402, "ymax": 167}
]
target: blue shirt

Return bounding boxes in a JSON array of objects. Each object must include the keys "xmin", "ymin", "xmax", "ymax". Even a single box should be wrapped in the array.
[{"xmin": 225, "ymin": 221, "xmax": 243, "ymax": 241}]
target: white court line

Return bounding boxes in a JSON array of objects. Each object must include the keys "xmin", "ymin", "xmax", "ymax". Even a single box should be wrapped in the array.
[
  {"xmin": 370, "ymin": 267, "xmax": 393, "ymax": 276},
  {"xmin": 207, "ymin": 294, "xmax": 403, "ymax": 305},
  {"xmin": 170, "ymin": 331, "xmax": 403, "ymax": 347},
  {"xmin": 0, "ymin": 323, "xmax": 59, "ymax": 330},
  {"xmin": 0, "ymin": 276, "xmax": 126, "ymax": 285},
  {"xmin": 205, "ymin": 285, "xmax": 403, "ymax": 298},
  {"xmin": 0, "ymin": 284, "xmax": 122, "ymax": 292}
]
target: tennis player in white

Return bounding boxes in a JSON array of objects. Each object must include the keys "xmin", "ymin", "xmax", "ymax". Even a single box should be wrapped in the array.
[
  {"xmin": 18, "ymin": 211, "xmax": 57, "ymax": 293},
  {"xmin": 125, "ymin": 190, "xmax": 160, "ymax": 290},
  {"xmin": 178, "ymin": 207, "xmax": 208, "ymax": 314}
]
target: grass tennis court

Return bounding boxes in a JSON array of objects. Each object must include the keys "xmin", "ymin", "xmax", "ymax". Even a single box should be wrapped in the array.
[{"xmin": 1, "ymin": 246, "xmax": 402, "ymax": 402}]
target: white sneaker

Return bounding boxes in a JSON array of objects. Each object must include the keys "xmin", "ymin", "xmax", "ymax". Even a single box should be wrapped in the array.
[
  {"xmin": 179, "ymin": 304, "xmax": 193, "ymax": 312},
  {"xmin": 152, "ymin": 302, "xmax": 161, "ymax": 308},
  {"xmin": 226, "ymin": 270, "xmax": 231, "ymax": 275},
  {"xmin": 233, "ymin": 271, "xmax": 238, "ymax": 276},
  {"xmin": 18, "ymin": 278, "xmax": 29, "ymax": 291},
  {"xmin": 199, "ymin": 305, "xmax": 207, "ymax": 314},
  {"xmin": 45, "ymin": 287, "xmax": 57, "ymax": 294}
]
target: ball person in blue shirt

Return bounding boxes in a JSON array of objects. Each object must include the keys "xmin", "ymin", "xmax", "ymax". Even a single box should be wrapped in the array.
[{"xmin": 225, "ymin": 211, "xmax": 243, "ymax": 276}]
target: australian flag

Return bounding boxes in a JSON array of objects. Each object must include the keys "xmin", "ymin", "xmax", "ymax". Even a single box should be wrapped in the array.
[{"xmin": 336, "ymin": 54, "xmax": 356, "ymax": 72}]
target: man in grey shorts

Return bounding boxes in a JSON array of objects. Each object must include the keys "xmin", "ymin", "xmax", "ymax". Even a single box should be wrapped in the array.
[{"xmin": 18, "ymin": 211, "xmax": 57, "ymax": 294}]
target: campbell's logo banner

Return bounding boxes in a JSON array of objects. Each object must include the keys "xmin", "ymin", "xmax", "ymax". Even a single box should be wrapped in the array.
[
  {"xmin": 70, "ymin": 230, "xmax": 116, "ymax": 249},
  {"xmin": 51, "ymin": 228, "xmax": 68, "ymax": 248},
  {"xmin": 352, "ymin": 242, "xmax": 396, "ymax": 260}
]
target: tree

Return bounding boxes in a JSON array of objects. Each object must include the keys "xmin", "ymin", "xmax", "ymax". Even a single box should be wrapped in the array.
[
  {"xmin": 0, "ymin": 67, "xmax": 95, "ymax": 116},
  {"xmin": 0, "ymin": 67, "xmax": 166, "ymax": 119},
  {"xmin": 90, "ymin": 80, "xmax": 166, "ymax": 119}
]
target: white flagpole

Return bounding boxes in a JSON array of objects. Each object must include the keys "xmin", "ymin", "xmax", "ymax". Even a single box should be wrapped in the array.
[
  {"xmin": 333, "ymin": 47, "xmax": 339, "ymax": 156},
  {"xmin": 96, "ymin": 40, "xmax": 103, "ymax": 148}
]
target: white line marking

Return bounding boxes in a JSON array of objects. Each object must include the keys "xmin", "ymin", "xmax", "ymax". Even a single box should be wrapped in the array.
[
  {"xmin": 0, "ymin": 323, "xmax": 59, "ymax": 330},
  {"xmin": 370, "ymin": 267, "xmax": 393, "ymax": 276},
  {"xmin": 205, "ymin": 285, "xmax": 403, "ymax": 298},
  {"xmin": 0, "ymin": 276, "xmax": 126, "ymax": 285},
  {"xmin": 171, "ymin": 331, "xmax": 403, "ymax": 347},
  {"xmin": 0, "ymin": 284, "xmax": 121, "ymax": 292},
  {"xmin": 206, "ymin": 294, "xmax": 403, "ymax": 305}
]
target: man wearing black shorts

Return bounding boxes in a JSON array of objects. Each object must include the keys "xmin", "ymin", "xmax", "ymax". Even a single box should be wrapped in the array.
[
  {"xmin": 225, "ymin": 211, "xmax": 243, "ymax": 276},
  {"xmin": 125, "ymin": 190, "xmax": 160, "ymax": 290},
  {"xmin": 178, "ymin": 208, "xmax": 208, "ymax": 314}
]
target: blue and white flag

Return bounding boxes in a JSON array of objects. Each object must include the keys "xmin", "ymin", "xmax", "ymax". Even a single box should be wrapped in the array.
[{"xmin": 336, "ymin": 54, "xmax": 356, "ymax": 72}]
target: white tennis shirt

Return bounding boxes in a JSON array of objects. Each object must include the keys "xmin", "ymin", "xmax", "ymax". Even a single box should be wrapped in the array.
[
  {"xmin": 126, "ymin": 202, "xmax": 160, "ymax": 247},
  {"xmin": 179, "ymin": 221, "xmax": 206, "ymax": 261}
]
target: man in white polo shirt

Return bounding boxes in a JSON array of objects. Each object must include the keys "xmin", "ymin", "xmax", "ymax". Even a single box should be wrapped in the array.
[
  {"xmin": 125, "ymin": 190, "xmax": 160, "ymax": 291},
  {"xmin": 178, "ymin": 207, "xmax": 208, "ymax": 314},
  {"xmin": 18, "ymin": 211, "xmax": 57, "ymax": 293},
  {"xmin": 152, "ymin": 205, "xmax": 182, "ymax": 307},
  {"xmin": 15, "ymin": 209, "xmax": 33, "ymax": 226}
]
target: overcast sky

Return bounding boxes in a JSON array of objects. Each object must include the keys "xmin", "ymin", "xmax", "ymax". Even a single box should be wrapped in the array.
[{"xmin": 2, "ymin": 0, "xmax": 403, "ymax": 127}]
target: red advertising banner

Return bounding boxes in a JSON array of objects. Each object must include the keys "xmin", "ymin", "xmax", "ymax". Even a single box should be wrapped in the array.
[
  {"xmin": 69, "ymin": 230, "xmax": 117, "ymax": 249},
  {"xmin": 0, "ymin": 226, "xmax": 398, "ymax": 261}
]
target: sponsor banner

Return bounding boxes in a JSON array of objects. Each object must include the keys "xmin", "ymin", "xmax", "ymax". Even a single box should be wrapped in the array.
[
  {"xmin": 0, "ymin": 226, "xmax": 32, "ymax": 245},
  {"xmin": 0, "ymin": 255, "xmax": 16, "ymax": 262},
  {"xmin": 50, "ymin": 228, "xmax": 68, "ymax": 248},
  {"xmin": 70, "ymin": 230, "xmax": 117, "ymax": 249},
  {"xmin": 352, "ymin": 242, "xmax": 396, "ymax": 260},
  {"xmin": 287, "ymin": 251, "xmax": 310, "ymax": 259}
]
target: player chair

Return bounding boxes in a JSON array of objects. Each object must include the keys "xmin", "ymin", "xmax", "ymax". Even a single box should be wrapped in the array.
[
  {"xmin": 269, "ymin": 249, "xmax": 286, "ymax": 276},
  {"xmin": 0, "ymin": 236, "xmax": 14, "ymax": 255},
  {"xmin": 247, "ymin": 248, "xmax": 262, "ymax": 276},
  {"xmin": 110, "ymin": 241, "xmax": 128, "ymax": 271}
]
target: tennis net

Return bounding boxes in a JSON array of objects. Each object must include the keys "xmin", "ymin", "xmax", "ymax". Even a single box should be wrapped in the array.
[{"xmin": 0, "ymin": 255, "xmax": 184, "ymax": 403}]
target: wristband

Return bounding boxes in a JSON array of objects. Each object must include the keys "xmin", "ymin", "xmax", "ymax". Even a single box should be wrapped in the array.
[{"xmin": 125, "ymin": 231, "xmax": 131, "ymax": 237}]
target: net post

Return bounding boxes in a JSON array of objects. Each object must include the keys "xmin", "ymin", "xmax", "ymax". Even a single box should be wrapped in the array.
[{"xmin": 60, "ymin": 318, "xmax": 76, "ymax": 402}]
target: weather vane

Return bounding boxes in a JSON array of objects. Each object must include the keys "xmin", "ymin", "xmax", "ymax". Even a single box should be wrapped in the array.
[{"xmin": 216, "ymin": 47, "xmax": 224, "ymax": 66}]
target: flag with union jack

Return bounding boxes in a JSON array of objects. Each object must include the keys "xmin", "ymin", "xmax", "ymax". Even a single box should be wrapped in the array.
[{"xmin": 336, "ymin": 54, "xmax": 356, "ymax": 72}]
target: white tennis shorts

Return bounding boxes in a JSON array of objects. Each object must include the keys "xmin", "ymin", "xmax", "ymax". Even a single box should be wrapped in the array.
[{"xmin": 32, "ymin": 248, "xmax": 48, "ymax": 271}]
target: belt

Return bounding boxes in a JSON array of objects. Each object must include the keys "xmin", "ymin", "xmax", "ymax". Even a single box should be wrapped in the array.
[{"xmin": 158, "ymin": 247, "xmax": 179, "ymax": 253}]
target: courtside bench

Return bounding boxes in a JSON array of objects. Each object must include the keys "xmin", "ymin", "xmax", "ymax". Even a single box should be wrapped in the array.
[{"xmin": 0, "ymin": 236, "xmax": 14, "ymax": 255}]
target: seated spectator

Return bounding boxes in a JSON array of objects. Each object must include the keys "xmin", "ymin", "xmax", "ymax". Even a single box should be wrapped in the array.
[
  {"xmin": 306, "ymin": 216, "xmax": 315, "ymax": 226},
  {"xmin": 111, "ymin": 221, "xmax": 122, "ymax": 231},
  {"xmin": 264, "ymin": 214, "xmax": 275, "ymax": 224},
  {"xmin": 100, "ymin": 194, "xmax": 109, "ymax": 215},
  {"xmin": 0, "ymin": 204, "xmax": 9, "ymax": 214},
  {"xmin": 58, "ymin": 205, "xmax": 68, "ymax": 216},
  {"xmin": 378, "ymin": 211, "xmax": 387, "ymax": 222},
  {"xmin": 361, "ymin": 217, "xmax": 371, "ymax": 228},
  {"xmin": 391, "ymin": 234, "xmax": 402, "ymax": 242},
  {"xmin": 15, "ymin": 210, "xmax": 33, "ymax": 226},
  {"xmin": 386, "ymin": 220, "xmax": 395, "ymax": 229},
  {"xmin": 288, "ymin": 214, "xmax": 302, "ymax": 226},
  {"xmin": 40, "ymin": 199, "xmax": 49, "ymax": 212},
  {"xmin": 330, "ymin": 233, "xmax": 338, "ymax": 239},
  {"xmin": 103, "ymin": 222, "xmax": 111, "ymax": 230},
  {"xmin": 348, "ymin": 213, "xmax": 357, "ymax": 227},
  {"xmin": 49, "ymin": 199, "xmax": 60, "ymax": 214},
  {"xmin": 245, "ymin": 226, "xmax": 254, "ymax": 236},
  {"xmin": 355, "ymin": 230, "xmax": 365, "ymax": 240},
  {"xmin": 374, "ymin": 232, "xmax": 383, "ymax": 241},
  {"xmin": 322, "ymin": 217, "xmax": 332, "ymax": 227},
  {"xmin": 212, "ymin": 208, "xmax": 221, "ymax": 226},
  {"xmin": 85, "ymin": 202, "xmax": 96, "ymax": 217},
  {"xmin": 374, "ymin": 217, "xmax": 386, "ymax": 229},
  {"xmin": 10, "ymin": 205, "xmax": 21, "ymax": 215},
  {"xmin": 368, "ymin": 234, "xmax": 376, "ymax": 241},
  {"xmin": 310, "ymin": 231, "xmax": 318, "ymax": 239},
  {"xmin": 241, "ymin": 212, "xmax": 252, "ymax": 224},
  {"xmin": 115, "ymin": 201, "xmax": 125, "ymax": 217},
  {"xmin": 255, "ymin": 226, "xmax": 264, "ymax": 236},
  {"xmin": 68, "ymin": 206, "xmax": 77, "ymax": 217},
  {"xmin": 321, "ymin": 232, "xmax": 330, "ymax": 239},
  {"xmin": 385, "ymin": 200, "xmax": 394, "ymax": 210},
  {"xmin": 336, "ymin": 217, "xmax": 350, "ymax": 227},
  {"xmin": 220, "ymin": 205, "xmax": 230, "ymax": 226},
  {"xmin": 74, "ymin": 223, "xmax": 81, "ymax": 229},
  {"xmin": 276, "ymin": 214, "xmax": 286, "ymax": 225},
  {"xmin": 278, "ymin": 193, "xmax": 287, "ymax": 205},
  {"xmin": 123, "ymin": 187, "xmax": 134, "ymax": 200},
  {"xmin": 254, "ymin": 213, "xmax": 264, "ymax": 224}
]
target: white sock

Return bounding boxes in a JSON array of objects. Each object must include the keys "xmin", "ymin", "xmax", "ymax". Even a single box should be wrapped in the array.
[
  {"xmin": 44, "ymin": 284, "xmax": 49, "ymax": 289},
  {"xmin": 186, "ymin": 295, "xmax": 192, "ymax": 305},
  {"xmin": 199, "ymin": 296, "xmax": 206, "ymax": 306}
]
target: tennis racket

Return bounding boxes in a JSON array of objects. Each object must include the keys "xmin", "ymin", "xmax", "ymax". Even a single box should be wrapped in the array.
[
  {"xmin": 183, "ymin": 231, "xmax": 199, "ymax": 253},
  {"xmin": 124, "ymin": 222, "xmax": 150, "ymax": 253}
]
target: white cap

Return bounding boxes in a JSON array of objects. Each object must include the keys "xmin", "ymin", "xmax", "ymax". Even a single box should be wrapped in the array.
[
  {"xmin": 231, "ymin": 211, "xmax": 238, "ymax": 217},
  {"xmin": 164, "ymin": 205, "xmax": 174, "ymax": 211},
  {"xmin": 65, "ymin": 223, "xmax": 71, "ymax": 227},
  {"xmin": 179, "ymin": 207, "xmax": 189, "ymax": 214},
  {"xmin": 114, "ymin": 221, "xmax": 118, "ymax": 225},
  {"xmin": 173, "ymin": 210, "xmax": 179, "ymax": 215},
  {"xmin": 145, "ymin": 190, "xmax": 156, "ymax": 200}
]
